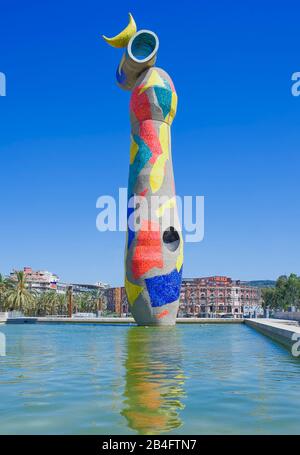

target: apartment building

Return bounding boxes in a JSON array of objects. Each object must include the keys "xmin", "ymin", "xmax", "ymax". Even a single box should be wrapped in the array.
[
  {"xmin": 179, "ymin": 276, "xmax": 262, "ymax": 318},
  {"xmin": 10, "ymin": 267, "xmax": 109, "ymax": 296},
  {"xmin": 10, "ymin": 267, "xmax": 59, "ymax": 293}
]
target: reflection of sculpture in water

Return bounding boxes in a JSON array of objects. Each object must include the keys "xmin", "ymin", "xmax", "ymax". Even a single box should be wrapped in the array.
[{"xmin": 121, "ymin": 327, "xmax": 186, "ymax": 434}]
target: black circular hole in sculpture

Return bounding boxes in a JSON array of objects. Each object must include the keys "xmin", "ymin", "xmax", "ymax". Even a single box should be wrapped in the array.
[{"xmin": 163, "ymin": 226, "xmax": 180, "ymax": 252}]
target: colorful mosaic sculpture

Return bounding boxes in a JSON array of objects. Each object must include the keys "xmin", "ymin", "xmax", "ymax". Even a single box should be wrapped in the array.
[{"xmin": 103, "ymin": 14, "xmax": 183, "ymax": 325}]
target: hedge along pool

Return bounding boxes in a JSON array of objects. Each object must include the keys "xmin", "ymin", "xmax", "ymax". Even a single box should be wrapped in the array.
[{"xmin": 0, "ymin": 323, "xmax": 300, "ymax": 434}]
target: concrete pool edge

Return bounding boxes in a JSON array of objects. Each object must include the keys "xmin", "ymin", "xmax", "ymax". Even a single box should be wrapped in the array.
[
  {"xmin": 33, "ymin": 317, "xmax": 245, "ymax": 324},
  {"xmin": 245, "ymin": 318, "xmax": 300, "ymax": 350}
]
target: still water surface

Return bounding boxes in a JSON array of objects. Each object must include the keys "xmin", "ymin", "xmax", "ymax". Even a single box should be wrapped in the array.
[{"xmin": 0, "ymin": 323, "xmax": 300, "ymax": 434}]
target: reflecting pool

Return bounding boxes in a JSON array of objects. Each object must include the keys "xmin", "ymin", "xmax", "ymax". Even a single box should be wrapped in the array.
[{"xmin": 0, "ymin": 323, "xmax": 300, "ymax": 434}]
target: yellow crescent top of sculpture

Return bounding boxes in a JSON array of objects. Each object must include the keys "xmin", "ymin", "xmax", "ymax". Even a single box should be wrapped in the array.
[{"xmin": 102, "ymin": 13, "xmax": 137, "ymax": 48}]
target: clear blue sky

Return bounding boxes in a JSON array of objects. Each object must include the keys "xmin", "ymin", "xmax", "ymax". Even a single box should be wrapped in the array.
[{"xmin": 0, "ymin": 0, "xmax": 299, "ymax": 286}]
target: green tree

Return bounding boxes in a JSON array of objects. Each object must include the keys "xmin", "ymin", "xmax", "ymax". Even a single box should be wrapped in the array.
[
  {"xmin": 75, "ymin": 293, "xmax": 94, "ymax": 313},
  {"xmin": 72, "ymin": 290, "xmax": 107, "ymax": 315},
  {"xmin": 5, "ymin": 271, "xmax": 36, "ymax": 313},
  {"xmin": 45, "ymin": 291, "xmax": 59, "ymax": 315},
  {"xmin": 264, "ymin": 274, "xmax": 300, "ymax": 311},
  {"xmin": 35, "ymin": 291, "xmax": 67, "ymax": 316},
  {"xmin": 89, "ymin": 288, "xmax": 107, "ymax": 315},
  {"xmin": 35, "ymin": 292, "xmax": 49, "ymax": 316},
  {"xmin": 0, "ymin": 273, "xmax": 12, "ymax": 311},
  {"xmin": 261, "ymin": 287, "xmax": 275, "ymax": 309},
  {"xmin": 284, "ymin": 274, "xmax": 300, "ymax": 309},
  {"xmin": 56, "ymin": 293, "xmax": 67, "ymax": 315}
]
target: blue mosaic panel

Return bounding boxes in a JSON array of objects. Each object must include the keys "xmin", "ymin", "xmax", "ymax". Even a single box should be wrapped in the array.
[{"xmin": 145, "ymin": 267, "xmax": 183, "ymax": 307}]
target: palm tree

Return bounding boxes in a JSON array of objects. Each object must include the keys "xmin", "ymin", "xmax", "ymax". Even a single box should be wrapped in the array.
[
  {"xmin": 47, "ymin": 291, "xmax": 68, "ymax": 316},
  {"xmin": 56, "ymin": 293, "xmax": 67, "ymax": 316},
  {"xmin": 0, "ymin": 274, "xmax": 10, "ymax": 311},
  {"xmin": 35, "ymin": 291, "xmax": 56, "ymax": 316},
  {"xmin": 76, "ymin": 293, "xmax": 93, "ymax": 313},
  {"xmin": 89, "ymin": 288, "xmax": 107, "ymax": 315},
  {"xmin": 5, "ymin": 271, "xmax": 35, "ymax": 313},
  {"xmin": 44, "ymin": 291, "xmax": 58, "ymax": 315}
]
